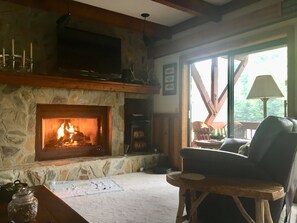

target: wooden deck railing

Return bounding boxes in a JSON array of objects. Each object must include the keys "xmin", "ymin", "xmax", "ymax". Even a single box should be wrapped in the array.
[
  {"xmin": 239, "ymin": 121, "xmax": 260, "ymax": 139},
  {"xmin": 200, "ymin": 121, "xmax": 261, "ymax": 140}
]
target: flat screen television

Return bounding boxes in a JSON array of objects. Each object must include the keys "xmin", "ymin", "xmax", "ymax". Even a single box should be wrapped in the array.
[{"xmin": 57, "ymin": 27, "xmax": 121, "ymax": 77}]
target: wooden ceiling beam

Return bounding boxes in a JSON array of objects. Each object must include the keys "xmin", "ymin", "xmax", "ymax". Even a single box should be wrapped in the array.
[
  {"xmin": 6, "ymin": 0, "xmax": 171, "ymax": 39},
  {"xmin": 153, "ymin": 0, "xmax": 221, "ymax": 22},
  {"xmin": 221, "ymin": 0, "xmax": 261, "ymax": 13},
  {"xmin": 169, "ymin": 0, "xmax": 261, "ymax": 36}
]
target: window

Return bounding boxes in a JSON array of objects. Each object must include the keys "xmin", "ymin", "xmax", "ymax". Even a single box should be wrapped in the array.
[{"xmin": 189, "ymin": 40, "xmax": 287, "ymax": 144}]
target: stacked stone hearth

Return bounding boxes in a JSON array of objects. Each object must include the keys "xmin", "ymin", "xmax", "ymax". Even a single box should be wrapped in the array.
[{"xmin": 0, "ymin": 84, "xmax": 159, "ymax": 186}]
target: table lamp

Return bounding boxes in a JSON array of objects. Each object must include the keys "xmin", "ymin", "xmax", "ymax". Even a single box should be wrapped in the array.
[{"xmin": 247, "ymin": 75, "xmax": 284, "ymax": 118}]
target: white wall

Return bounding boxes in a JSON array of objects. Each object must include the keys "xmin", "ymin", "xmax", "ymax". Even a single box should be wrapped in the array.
[{"xmin": 153, "ymin": 54, "xmax": 180, "ymax": 113}]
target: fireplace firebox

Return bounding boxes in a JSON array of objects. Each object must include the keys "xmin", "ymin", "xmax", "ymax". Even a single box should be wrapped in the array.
[{"xmin": 35, "ymin": 104, "xmax": 111, "ymax": 161}]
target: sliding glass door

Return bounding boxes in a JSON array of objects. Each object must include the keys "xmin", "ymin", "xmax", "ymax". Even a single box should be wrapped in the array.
[
  {"xmin": 189, "ymin": 40, "xmax": 287, "ymax": 144},
  {"xmin": 189, "ymin": 56, "xmax": 228, "ymax": 144}
]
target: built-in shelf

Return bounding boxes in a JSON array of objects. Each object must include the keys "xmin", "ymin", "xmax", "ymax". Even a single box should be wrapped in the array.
[{"xmin": 0, "ymin": 71, "xmax": 160, "ymax": 94}]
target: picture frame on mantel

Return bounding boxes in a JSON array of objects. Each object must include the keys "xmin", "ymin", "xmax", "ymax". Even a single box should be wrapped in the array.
[{"xmin": 163, "ymin": 63, "xmax": 177, "ymax": 96}]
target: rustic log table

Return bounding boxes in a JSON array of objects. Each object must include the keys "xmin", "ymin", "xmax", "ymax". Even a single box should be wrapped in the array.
[
  {"xmin": 166, "ymin": 172, "xmax": 285, "ymax": 223},
  {"xmin": 0, "ymin": 185, "xmax": 88, "ymax": 223}
]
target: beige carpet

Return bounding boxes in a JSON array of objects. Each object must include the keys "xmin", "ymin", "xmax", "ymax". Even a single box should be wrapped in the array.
[
  {"xmin": 61, "ymin": 172, "xmax": 297, "ymax": 223},
  {"xmin": 61, "ymin": 172, "xmax": 180, "ymax": 223}
]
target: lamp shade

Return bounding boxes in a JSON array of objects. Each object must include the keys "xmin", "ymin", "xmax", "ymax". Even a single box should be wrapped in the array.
[{"xmin": 247, "ymin": 75, "xmax": 284, "ymax": 99}]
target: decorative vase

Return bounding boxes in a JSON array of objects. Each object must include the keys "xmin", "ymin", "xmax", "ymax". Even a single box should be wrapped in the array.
[{"xmin": 7, "ymin": 188, "xmax": 38, "ymax": 223}]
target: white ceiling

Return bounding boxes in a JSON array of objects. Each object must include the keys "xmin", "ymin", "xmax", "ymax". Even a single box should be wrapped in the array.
[{"xmin": 73, "ymin": 0, "xmax": 232, "ymax": 26}]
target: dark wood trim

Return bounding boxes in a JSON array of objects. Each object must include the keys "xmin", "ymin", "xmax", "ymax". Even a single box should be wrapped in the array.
[
  {"xmin": 7, "ymin": 0, "xmax": 171, "ymax": 39},
  {"xmin": 0, "ymin": 71, "xmax": 160, "ymax": 94}
]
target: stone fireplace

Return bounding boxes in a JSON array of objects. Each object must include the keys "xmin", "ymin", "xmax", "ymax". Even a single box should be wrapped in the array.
[
  {"xmin": 0, "ymin": 83, "xmax": 159, "ymax": 186},
  {"xmin": 0, "ymin": 84, "xmax": 124, "ymax": 169},
  {"xmin": 35, "ymin": 104, "xmax": 111, "ymax": 161}
]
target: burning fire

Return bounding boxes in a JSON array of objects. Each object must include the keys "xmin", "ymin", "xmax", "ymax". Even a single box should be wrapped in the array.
[
  {"xmin": 43, "ymin": 118, "xmax": 95, "ymax": 149},
  {"xmin": 57, "ymin": 121, "xmax": 77, "ymax": 141}
]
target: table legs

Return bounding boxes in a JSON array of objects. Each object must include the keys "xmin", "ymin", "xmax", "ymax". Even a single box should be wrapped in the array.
[
  {"xmin": 176, "ymin": 189, "xmax": 273, "ymax": 223},
  {"xmin": 263, "ymin": 200, "xmax": 273, "ymax": 223},
  {"xmin": 255, "ymin": 199, "xmax": 273, "ymax": 223},
  {"xmin": 176, "ymin": 188, "xmax": 187, "ymax": 223},
  {"xmin": 232, "ymin": 196, "xmax": 254, "ymax": 223},
  {"xmin": 255, "ymin": 199, "xmax": 264, "ymax": 223},
  {"xmin": 189, "ymin": 192, "xmax": 208, "ymax": 222},
  {"xmin": 175, "ymin": 188, "xmax": 209, "ymax": 223}
]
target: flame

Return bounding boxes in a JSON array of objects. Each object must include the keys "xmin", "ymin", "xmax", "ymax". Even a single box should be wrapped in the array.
[
  {"xmin": 57, "ymin": 123, "xmax": 65, "ymax": 140},
  {"xmin": 57, "ymin": 121, "xmax": 76, "ymax": 140}
]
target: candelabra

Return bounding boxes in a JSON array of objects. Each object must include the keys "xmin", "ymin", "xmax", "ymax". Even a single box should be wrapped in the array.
[{"xmin": 0, "ymin": 39, "xmax": 33, "ymax": 72}]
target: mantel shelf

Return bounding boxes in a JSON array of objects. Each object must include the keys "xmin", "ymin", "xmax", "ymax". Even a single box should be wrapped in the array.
[{"xmin": 0, "ymin": 71, "xmax": 160, "ymax": 94}]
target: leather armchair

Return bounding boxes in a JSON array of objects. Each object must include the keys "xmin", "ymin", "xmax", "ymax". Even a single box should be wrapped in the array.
[{"xmin": 180, "ymin": 116, "xmax": 297, "ymax": 223}]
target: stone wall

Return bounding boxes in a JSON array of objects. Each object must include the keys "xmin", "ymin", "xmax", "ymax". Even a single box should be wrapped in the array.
[
  {"xmin": 0, "ymin": 154, "xmax": 160, "ymax": 186},
  {"xmin": 0, "ymin": 84, "xmax": 124, "ymax": 169},
  {"xmin": 0, "ymin": 1, "xmax": 154, "ymax": 81}
]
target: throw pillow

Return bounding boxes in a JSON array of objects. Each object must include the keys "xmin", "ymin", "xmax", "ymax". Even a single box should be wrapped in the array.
[{"xmin": 238, "ymin": 142, "xmax": 251, "ymax": 156}]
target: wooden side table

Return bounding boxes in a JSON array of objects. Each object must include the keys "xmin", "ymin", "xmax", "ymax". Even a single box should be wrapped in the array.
[{"xmin": 166, "ymin": 172, "xmax": 285, "ymax": 223}]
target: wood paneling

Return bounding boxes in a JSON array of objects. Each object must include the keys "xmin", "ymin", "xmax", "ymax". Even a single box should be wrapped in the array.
[
  {"xmin": 0, "ymin": 71, "xmax": 160, "ymax": 94},
  {"xmin": 152, "ymin": 113, "xmax": 181, "ymax": 170}
]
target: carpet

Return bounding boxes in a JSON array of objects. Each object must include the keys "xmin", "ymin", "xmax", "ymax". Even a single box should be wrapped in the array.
[
  {"xmin": 56, "ymin": 172, "xmax": 297, "ymax": 223},
  {"xmin": 48, "ymin": 178, "xmax": 123, "ymax": 198},
  {"xmin": 61, "ymin": 172, "xmax": 181, "ymax": 223}
]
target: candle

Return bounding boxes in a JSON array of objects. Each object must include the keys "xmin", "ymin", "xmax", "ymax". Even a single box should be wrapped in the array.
[
  {"xmin": 22, "ymin": 49, "xmax": 26, "ymax": 68},
  {"xmin": 12, "ymin": 39, "xmax": 14, "ymax": 56},
  {"xmin": 2, "ymin": 48, "xmax": 5, "ymax": 66},
  {"xmin": 30, "ymin": 42, "xmax": 33, "ymax": 59}
]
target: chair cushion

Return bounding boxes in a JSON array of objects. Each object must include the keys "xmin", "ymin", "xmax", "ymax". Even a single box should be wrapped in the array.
[
  {"xmin": 220, "ymin": 138, "xmax": 250, "ymax": 153},
  {"xmin": 248, "ymin": 116, "xmax": 293, "ymax": 163}
]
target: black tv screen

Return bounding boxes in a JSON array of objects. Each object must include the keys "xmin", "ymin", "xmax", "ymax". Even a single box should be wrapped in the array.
[{"xmin": 57, "ymin": 27, "xmax": 121, "ymax": 76}]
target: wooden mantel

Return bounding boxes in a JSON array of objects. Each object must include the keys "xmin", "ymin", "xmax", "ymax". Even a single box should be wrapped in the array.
[{"xmin": 0, "ymin": 71, "xmax": 160, "ymax": 94}]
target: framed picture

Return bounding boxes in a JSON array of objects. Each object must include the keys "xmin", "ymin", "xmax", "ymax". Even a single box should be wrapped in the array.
[{"xmin": 163, "ymin": 63, "xmax": 177, "ymax": 95}]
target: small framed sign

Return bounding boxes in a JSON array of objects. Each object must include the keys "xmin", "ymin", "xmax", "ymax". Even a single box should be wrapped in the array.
[{"xmin": 163, "ymin": 63, "xmax": 177, "ymax": 95}]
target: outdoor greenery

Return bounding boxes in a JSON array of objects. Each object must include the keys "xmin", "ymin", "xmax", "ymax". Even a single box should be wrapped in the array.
[
  {"xmin": 191, "ymin": 46, "xmax": 287, "ymax": 125},
  {"xmin": 234, "ymin": 47, "xmax": 287, "ymax": 122}
]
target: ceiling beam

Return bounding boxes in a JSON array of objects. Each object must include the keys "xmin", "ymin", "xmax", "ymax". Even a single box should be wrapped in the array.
[
  {"xmin": 169, "ymin": 0, "xmax": 261, "ymax": 35},
  {"xmin": 221, "ymin": 0, "xmax": 261, "ymax": 13},
  {"xmin": 6, "ymin": 0, "xmax": 171, "ymax": 39},
  {"xmin": 152, "ymin": 0, "xmax": 221, "ymax": 22}
]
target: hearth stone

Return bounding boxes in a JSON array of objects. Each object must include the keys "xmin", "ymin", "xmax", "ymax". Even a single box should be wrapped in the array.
[{"xmin": 0, "ymin": 154, "xmax": 160, "ymax": 186}]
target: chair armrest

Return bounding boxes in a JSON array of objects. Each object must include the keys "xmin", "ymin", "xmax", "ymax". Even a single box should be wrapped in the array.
[
  {"xmin": 180, "ymin": 148, "xmax": 271, "ymax": 181},
  {"xmin": 219, "ymin": 138, "xmax": 250, "ymax": 153}
]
